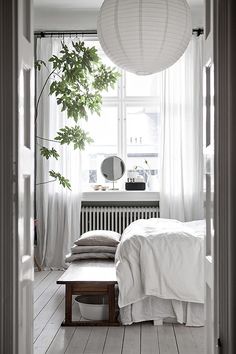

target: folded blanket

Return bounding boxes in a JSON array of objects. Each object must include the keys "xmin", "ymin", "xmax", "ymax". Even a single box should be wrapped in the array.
[
  {"xmin": 71, "ymin": 245, "xmax": 117, "ymax": 254},
  {"xmin": 65, "ymin": 252, "xmax": 115, "ymax": 262}
]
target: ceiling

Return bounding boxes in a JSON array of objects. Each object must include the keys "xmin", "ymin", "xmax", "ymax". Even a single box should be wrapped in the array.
[{"xmin": 34, "ymin": 0, "xmax": 203, "ymax": 10}]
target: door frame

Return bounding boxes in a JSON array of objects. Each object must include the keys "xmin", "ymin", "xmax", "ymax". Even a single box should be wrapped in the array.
[
  {"xmin": 0, "ymin": 0, "xmax": 19, "ymax": 353},
  {"xmin": 1, "ymin": 0, "xmax": 236, "ymax": 353},
  {"xmin": 214, "ymin": 1, "xmax": 236, "ymax": 353}
]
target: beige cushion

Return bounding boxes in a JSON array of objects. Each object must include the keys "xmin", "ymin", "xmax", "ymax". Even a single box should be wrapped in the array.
[
  {"xmin": 74, "ymin": 230, "xmax": 121, "ymax": 246},
  {"xmin": 65, "ymin": 252, "xmax": 115, "ymax": 263}
]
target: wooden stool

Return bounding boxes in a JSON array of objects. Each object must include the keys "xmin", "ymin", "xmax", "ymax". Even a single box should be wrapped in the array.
[{"xmin": 57, "ymin": 260, "xmax": 120, "ymax": 326}]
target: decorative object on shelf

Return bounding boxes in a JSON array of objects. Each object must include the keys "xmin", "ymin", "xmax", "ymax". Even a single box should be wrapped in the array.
[
  {"xmin": 97, "ymin": 0, "xmax": 192, "ymax": 75},
  {"xmin": 134, "ymin": 160, "xmax": 158, "ymax": 190},
  {"xmin": 136, "ymin": 175, "xmax": 144, "ymax": 183},
  {"xmin": 134, "ymin": 163, "xmax": 150, "ymax": 182},
  {"xmin": 101, "ymin": 156, "xmax": 125, "ymax": 190},
  {"xmin": 127, "ymin": 171, "xmax": 145, "ymax": 184},
  {"xmin": 92, "ymin": 184, "xmax": 109, "ymax": 191},
  {"xmin": 125, "ymin": 182, "xmax": 146, "ymax": 191},
  {"xmin": 127, "ymin": 170, "xmax": 138, "ymax": 182},
  {"xmin": 147, "ymin": 174, "xmax": 159, "ymax": 191}
]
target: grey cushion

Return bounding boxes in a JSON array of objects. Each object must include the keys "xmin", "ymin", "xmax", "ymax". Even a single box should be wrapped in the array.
[
  {"xmin": 71, "ymin": 245, "xmax": 117, "ymax": 254},
  {"xmin": 74, "ymin": 230, "xmax": 121, "ymax": 246},
  {"xmin": 65, "ymin": 252, "xmax": 115, "ymax": 262}
]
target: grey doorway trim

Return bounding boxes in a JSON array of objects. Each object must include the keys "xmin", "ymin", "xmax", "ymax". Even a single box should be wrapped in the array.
[
  {"xmin": 214, "ymin": 1, "xmax": 236, "ymax": 353},
  {"xmin": 0, "ymin": 0, "xmax": 18, "ymax": 353}
]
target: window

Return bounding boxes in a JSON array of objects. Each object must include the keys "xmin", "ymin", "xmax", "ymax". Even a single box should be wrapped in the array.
[{"xmin": 81, "ymin": 40, "xmax": 161, "ymax": 189}]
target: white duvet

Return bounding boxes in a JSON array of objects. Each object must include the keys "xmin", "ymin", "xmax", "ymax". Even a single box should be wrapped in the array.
[{"xmin": 115, "ymin": 218, "xmax": 205, "ymax": 308}]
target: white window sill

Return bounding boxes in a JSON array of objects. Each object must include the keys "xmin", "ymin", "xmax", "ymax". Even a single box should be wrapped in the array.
[{"xmin": 82, "ymin": 190, "xmax": 160, "ymax": 202}]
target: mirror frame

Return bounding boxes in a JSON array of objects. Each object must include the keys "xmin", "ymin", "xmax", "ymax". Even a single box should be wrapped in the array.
[{"xmin": 101, "ymin": 156, "xmax": 125, "ymax": 182}]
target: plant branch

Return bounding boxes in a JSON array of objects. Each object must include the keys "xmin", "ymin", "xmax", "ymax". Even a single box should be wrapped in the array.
[
  {"xmin": 42, "ymin": 61, "xmax": 63, "ymax": 81},
  {"xmin": 36, "ymin": 136, "xmax": 59, "ymax": 143},
  {"xmin": 36, "ymin": 179, "xmax": 57, "ymax": 186},
  {"xmin": 52, "ymin": 71, "xmax": 63, "ymax": 81}
]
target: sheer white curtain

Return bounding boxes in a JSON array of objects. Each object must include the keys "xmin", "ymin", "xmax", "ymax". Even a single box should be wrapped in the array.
[
  {"xmin": 35, "ymin": 37, "xmax": 83, "ymax": 269},
  {"xmin": 160, "ymin": 35, "xmax": 204, "ymax": 221}
]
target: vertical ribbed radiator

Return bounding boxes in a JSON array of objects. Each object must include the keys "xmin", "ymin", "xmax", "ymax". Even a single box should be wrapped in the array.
[{"xmin": 80, "ymin": 205, "xmax": 159, "ymax": 235}]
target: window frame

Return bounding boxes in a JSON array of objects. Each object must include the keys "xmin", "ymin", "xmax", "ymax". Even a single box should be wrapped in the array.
[
  {"xmin": 101, "ymin": 70, "xmax": 161, "ymax": 181},
  {"xmin": 82, "ymin": 38, "xmax": 161, "ymax": 188}
]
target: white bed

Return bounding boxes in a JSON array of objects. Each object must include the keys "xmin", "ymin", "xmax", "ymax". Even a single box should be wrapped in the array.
[{"xmin": 115, "ymin": 218, "xmax": 205, "ymax": 326}]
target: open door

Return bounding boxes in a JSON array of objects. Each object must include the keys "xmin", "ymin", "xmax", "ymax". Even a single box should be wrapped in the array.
[
  {"xmin": 18, "ymin": 0, "xmax": 34, "ymax": 352},
  {"xmin": 203, "ymin": 0, "xmax": 217, "ymax": 353}
]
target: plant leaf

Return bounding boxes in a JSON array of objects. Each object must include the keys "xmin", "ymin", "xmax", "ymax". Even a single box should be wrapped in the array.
[
  {"xmin": 35, "ymin": 59, "xmax": 46, "ymax": 71},
  {"xmin": 54, "ymin": 125, "xmax": 93, "ymax": 150},
  {"xmin": 49, "ymin": 170, "xmax": 71, "ymax": 190},
  {"xmin": 40, "ymin": 146, "xmax": 60, "ymax": 160}
]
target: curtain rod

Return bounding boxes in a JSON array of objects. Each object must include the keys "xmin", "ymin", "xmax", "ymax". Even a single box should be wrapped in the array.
[
  {"xmin": 34, "ymin": 30, "xmax": 97, "ymax": 38},
  {"xmin": 192, "ymin": 28, "xmax": 204, "ymax": 36},
  {"xmin": 34, "ymin": 28, "xmax": 204, "ymax": 38}
]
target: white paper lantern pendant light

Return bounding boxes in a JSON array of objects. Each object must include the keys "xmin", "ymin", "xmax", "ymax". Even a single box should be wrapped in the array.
[{"xmin": 97, "ymin": 0, "xmax": 192, "ymax": 75}]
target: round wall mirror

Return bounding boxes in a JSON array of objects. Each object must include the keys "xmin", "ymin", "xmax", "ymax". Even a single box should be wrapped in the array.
[{"xmin": 101, "ymin": 156, "xmax": 125, "ymax": 189}]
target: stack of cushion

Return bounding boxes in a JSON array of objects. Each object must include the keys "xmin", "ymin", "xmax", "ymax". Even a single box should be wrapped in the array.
[{"xmin": 65, "ymin": 230, "xmax": 121, "ymax": 262}]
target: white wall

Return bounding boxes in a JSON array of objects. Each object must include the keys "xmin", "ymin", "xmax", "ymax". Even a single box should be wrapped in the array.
[
  {"xmin": 34, "ymin": 9, "xmax": 98, "ymax": 31},
  {"xmin": 191, "ymin": 5, "xmax": 204, "ymax": 27},
  {"xmin": 34, "ymin": 6, "xmax": 204, "ymax": 31}
]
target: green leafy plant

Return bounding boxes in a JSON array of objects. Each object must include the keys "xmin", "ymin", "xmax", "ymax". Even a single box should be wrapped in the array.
[
  {"xmin": 54, "ymin": 126, "xmax": 93, "ymax": 150},
  {"xmin": 40, "ymin": 146, "xmax": 60, "ymax": 160},
  {"xmin": 49, "ymin": 170, "xmax": 71, "ymax": 189},
  {"xmin": 35, "ymin": 41, "xmax": 120, "ymax": 189}
]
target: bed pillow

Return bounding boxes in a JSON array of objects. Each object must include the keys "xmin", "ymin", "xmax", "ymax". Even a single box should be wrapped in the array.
[{"xmin": 74, "ymin": 230, "xmax": 121, "ymax": 246}]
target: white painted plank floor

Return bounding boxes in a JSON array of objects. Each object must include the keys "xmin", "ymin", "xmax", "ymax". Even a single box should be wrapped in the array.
[{"xmin": 34, "ymin": 271, "xmax": 206, "ymax": 354}]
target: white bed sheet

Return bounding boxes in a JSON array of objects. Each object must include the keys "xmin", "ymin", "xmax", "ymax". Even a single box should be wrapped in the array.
[
  {"xmin": 120, "ymin": 296, "xmax": 204, "ymax": 326},
  {"xmin": 116, "ymin": 218, "xmax": 206, "ymax": 326}
]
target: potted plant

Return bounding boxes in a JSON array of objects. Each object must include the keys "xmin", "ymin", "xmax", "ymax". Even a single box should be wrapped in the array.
[{"xmin": 35, "ymin": 40, "xmax": 120, "ymax": 189}]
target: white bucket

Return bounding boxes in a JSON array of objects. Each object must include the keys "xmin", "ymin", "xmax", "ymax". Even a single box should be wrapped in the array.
[{"xmin": 75, "ymin": 294, "xmax": 109, "ymax": 321}]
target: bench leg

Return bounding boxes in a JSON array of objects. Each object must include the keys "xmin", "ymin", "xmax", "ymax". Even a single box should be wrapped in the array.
[
  {"xmin": 63, "ymin": 284, "xmax": 72, "ymax": 325},
  {"xmin": 61, "ymin": 283, "xmax": 119, "ymax": 327},
  {"xmin": 108, "ymin": 284, "xmax": 116, "ymax": 323}
]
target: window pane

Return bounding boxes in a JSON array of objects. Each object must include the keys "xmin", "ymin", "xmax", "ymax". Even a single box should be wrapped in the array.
[
  {"xmin": 126, "ymin": 106, "xmax": 160, "ymax": 182},
  {"xmin": 126, "ymin": 72, "xmax": 161, "ymax": 97},
  {"xmin": 82, "ymin": 106, "xmax": 118, "ymax": 186}
]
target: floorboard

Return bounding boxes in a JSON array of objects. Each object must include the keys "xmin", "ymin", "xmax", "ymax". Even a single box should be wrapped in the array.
[
  {"xmin": 34, "ymin": 271, "xmax": 63, "ymax": 302},
  {"xmin": 103, "ymin": 327, "xmax": 125, "ymax": 354},
  {"xmin": 174, "ymin": 324, "xmax": 205, "ymax": 354},
  {"xmin": 34, "ymin": 270, "xmax": 51, "ymax": 289},
  {"xmin": 33, "ymin": 271, "xmax": 206, "ymax": 354},
  {"xmin": 122, "ymin": 324, "xmax": 141, "ymax": 354},
  {"xmin": 34, "ymin": 286, "xmax": 64, "ymax": 342},
  {"xmin": 45, "ymin": 302, "xmax": 81, "ymax": 353},
  {"xmin": 65, "ymin": 327, "xmax": 93, "ymax": 354},
  {"xmin": 83, "ymin": 327, "xmax": 108, "ymax": 354},
  {"xmin": 46, "ymin": 327, "xmax": 76, "ymax": 354},
  {"xmin": 34, "ymin": 272, "xmax": 63, "ymax": 319},
  {"xmin": 34, "ymin": 300, "xmax": 66, "ymax": 354},
  {"xmin": 158, "ymin": 324, "xmax": 179, "ymax": 354},
  {"xmin": 141, "ymin": 322, "xmax": 160, "ymax": 354},
  {"xmin": 190, "ymin": 326, "xmax": 206, "ymax": 353}
]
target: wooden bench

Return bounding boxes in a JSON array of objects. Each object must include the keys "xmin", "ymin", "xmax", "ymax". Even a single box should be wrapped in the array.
[{"xmin": 57, "ymin": 260, "xmax": 120, "ymax": 326}]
